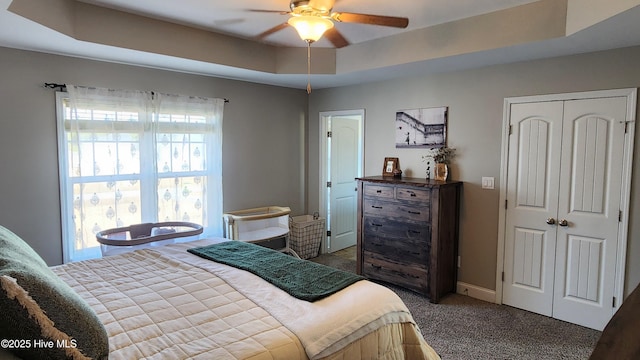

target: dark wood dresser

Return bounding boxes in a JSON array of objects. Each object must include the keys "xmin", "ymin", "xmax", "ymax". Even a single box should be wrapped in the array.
[{"xmin": 356, "ymin": 176, "xmax": 462, "ymax": 303}]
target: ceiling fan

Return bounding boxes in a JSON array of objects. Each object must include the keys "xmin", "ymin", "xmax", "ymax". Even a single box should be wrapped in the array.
[{"xmin": 251, "ymin": 0, "xmax": 409, "ymax": 48}]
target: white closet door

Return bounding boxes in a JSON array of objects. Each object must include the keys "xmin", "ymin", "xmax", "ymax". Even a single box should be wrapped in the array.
[
  {"xmin": 502, "ymin": 101, "xmax": 564, "ymax": 316},
  {"xmin": 552, "ymin": 97, "xmax": 628, "ymax": 330},
  {"xmin": 502, "ymin": 93, "xmax": 632, "ymax": 331}
]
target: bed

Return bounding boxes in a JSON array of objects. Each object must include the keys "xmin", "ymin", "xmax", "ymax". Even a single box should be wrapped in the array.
[{"xmin": 0, "ymin": 225, "xmax": 440, "ymax": 359}]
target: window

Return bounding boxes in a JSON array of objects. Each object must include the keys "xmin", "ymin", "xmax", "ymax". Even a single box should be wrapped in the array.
[{"xmin": 56, "ymin": 86, "xmax": 223, "ymax": 262}]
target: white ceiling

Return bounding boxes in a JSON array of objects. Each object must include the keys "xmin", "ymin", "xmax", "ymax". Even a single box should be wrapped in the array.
[
  {"xmin": 75, "ymin": 0, "xmax": 539, "ymax": 48},
  {"xmin": 1, "ymin": 0, "xmax": 640, "ymax": 90}
]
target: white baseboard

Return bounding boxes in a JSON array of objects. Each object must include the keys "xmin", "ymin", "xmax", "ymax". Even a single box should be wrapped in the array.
[{"xmin": 456, "ymin": 281, "xmax": 496, "ymax": 303}]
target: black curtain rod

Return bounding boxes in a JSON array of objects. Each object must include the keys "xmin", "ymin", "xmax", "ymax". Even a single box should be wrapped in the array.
[
  {"xmin": 43, "ymin": 83, "xmax": 229, "ymax": 103},
  {"xmin": 44, "ymin": 82, "xmax": 66, "ymax": 91}
]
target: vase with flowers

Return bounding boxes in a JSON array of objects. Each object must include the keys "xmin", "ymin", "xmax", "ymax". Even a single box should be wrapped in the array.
[{"xmin": 422, "ymin": 146, "xmax": 456, "ymax": 181}]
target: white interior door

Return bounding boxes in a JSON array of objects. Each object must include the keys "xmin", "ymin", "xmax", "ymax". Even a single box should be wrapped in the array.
[
  {"xmin": 329, "ymin": 116, "xmax": 361, "ymax": 252},
  {"xmin": 502, "ymin": 90, "xmax": 635, "ymax": 331},
  {"xmin": 320, "ymin": 110, "xmax": 364, "ymax": 253},
  {"xmin": 502, "ymin": 101, "xmax": 563, "ymax": 316},
  {"xmin": 552, "ymin": 97, "xmax": 628, "ymax": 330}
]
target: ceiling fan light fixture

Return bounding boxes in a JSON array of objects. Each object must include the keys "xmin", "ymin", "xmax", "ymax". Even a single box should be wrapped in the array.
[{"xmin": 288, "ymin": 15, "xmax": 334, "ymax": 42}]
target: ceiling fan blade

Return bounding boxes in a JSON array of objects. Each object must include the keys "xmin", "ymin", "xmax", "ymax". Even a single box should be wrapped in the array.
[
  {"xmin": 324, "ymin": 27, "xmax": 349, "ymax": 48},
  {"xmin": 256, "ymin": 22, "xmax": 290, "ymax": 40},
  {"xmin": 247, "ymin": 9, "xmax": 290, "ymax": 15},
  {"xmin": 332, "ymin": 12, "xmax": 409, "ymax": 28}
]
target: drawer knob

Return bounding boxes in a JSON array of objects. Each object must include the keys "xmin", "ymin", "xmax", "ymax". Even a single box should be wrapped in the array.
[
  {"xmin": 371, "ymin": 223, "xmax": 383, "ymax": 227},
  {"xmin": 409, "ymin": 230, "xmax": 421, "ymax": 234},
  {"xmin": 376, "ymin": 190, "xmax": 382, "ymax": 193},
  {"xmin": 408, "ymin": 211, "xmax": 421, "ymax": 215},
  {"xmin": 408, "ymin": 191, "xmax": 416, "ymax": 197},
  {"xmin": 372, "ymin": 205, "xmax": 383, "ymax": 209}
]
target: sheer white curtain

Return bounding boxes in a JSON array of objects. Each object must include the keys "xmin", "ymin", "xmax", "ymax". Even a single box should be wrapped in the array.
[
  {"xmin": 58, "ymin": 85, "xmax": 224, "ymax": 262},
  {"xmin": 153, "ymin": 92, "xmax": 224, "ymax": 238}
]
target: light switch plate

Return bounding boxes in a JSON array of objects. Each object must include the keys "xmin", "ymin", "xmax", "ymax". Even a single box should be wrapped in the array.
[{"xmin": 482, "ymin": 177, "xmax": 495, "ymax": 189}]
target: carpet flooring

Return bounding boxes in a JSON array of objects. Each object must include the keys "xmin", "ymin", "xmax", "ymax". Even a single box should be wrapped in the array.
[{"xmin": 310, "ymin": 250, "xmax": 601, "ymax": 360}]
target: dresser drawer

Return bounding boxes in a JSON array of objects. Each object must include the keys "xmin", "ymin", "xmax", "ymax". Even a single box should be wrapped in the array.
[
  {"xmin": 362, "ymin": 232, "xmax": 430, "ymax": 264},
  {"xmin": 362, "ymin": 252, "xmax": 429, "ymax": 295},
  {"xmin": 363, "ymin": 184, "xmax": 394, "ymax": 199},
  {"xmin": 396, "ymin": 187, "xmax": 430, "ymax": 203},
  {"xmin": 363, "ymin": 199, "xmax": 430, "ymax": 222},
  {"xmin": 363, "ymin": 216, "xmax": 429, "ymax": 240}
]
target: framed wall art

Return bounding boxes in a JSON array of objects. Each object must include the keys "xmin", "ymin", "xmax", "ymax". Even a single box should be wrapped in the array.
[{"xmin": 395, "ymin": 106, "xmax": 448, "ymax": 148}]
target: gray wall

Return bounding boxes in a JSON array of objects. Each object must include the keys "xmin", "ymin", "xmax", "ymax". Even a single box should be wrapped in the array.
[
  {"xmin": 0, "ymin": 46, "xmax": 308, "ymax": 266},
  {"xmin": 308, "ymin": 45, "xmax": 640, "ymax": 296},
  {"xmin": 3, "ymin": 43, "xmax": 640, "ymax": 298}
]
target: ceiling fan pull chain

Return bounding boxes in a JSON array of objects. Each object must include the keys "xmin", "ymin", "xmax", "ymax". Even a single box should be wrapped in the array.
[{"xmin": 306, "ymin": 40, "xmax": 312, "ymax": 94}]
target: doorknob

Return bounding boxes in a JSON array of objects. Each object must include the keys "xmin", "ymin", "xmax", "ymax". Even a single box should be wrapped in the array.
[
  {"xmin": 558, "ymin": 219, "xmax": 569, "ymax": 227},
  {"xmin": 546, "ymin": 218, "xmax": 556, "ymax": 225}
]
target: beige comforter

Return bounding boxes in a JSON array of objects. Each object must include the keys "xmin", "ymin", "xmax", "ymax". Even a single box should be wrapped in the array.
[{"xmin": 53, "ymin": 239, "xmax": 440, "ymax": 359}]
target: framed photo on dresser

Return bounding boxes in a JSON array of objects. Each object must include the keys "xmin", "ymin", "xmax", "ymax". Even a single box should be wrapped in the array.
[{"xmin": 382, "ymin": 157, "xmax": 399, "ymax": 176}]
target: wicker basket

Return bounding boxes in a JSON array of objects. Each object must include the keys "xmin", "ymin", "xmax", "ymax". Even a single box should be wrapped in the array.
[{"xmin": 289, "ymin": 214, "xmax": 325, "ymax": 259}]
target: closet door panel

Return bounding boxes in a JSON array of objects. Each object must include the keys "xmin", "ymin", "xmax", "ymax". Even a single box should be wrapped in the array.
[
  {"xmin": 553, "ymin": 96, "xmax": 628, "ymax": 330},
  {"xmin": 502, "ymin": 101, "xmax": 563, "ymax": 316}
]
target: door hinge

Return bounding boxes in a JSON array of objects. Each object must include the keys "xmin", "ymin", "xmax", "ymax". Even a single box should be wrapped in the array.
[
  {"xmin": 502, "ymin": 272, "xmax": 505, "ymax": 282},
  {"xmin": 509, "ymin": 124, "xmax": 513, "ymax": 135},
  {"xmin": 505, "ymin": 199, "xmax": 508, "ymax": 209},
  {"xmin": 327, "ymin": 131, "xmax": 332, "ymax": 138},
  {"xmin": 327, "ymin": 181, "xmax": 332, "ymax": 187},
  {"xmin": 622, "ymin": 120, "xmax": 635, "ymax": 133},
  {"xmin": 613, "ymin": 296, "xmax": 617, "ymax": 308},
  {"xmin": 619, "ymin": 210, "xmax": 623, "ymax": 222},
  {"xmin": 327, "ymin": 230, "xmax": 331, "ymax": 237}
]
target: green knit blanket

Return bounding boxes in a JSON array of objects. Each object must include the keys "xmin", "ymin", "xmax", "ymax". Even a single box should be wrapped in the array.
[{"xmin": 187, "ymin": 241, "xmax": 364, "ymax": 302}]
